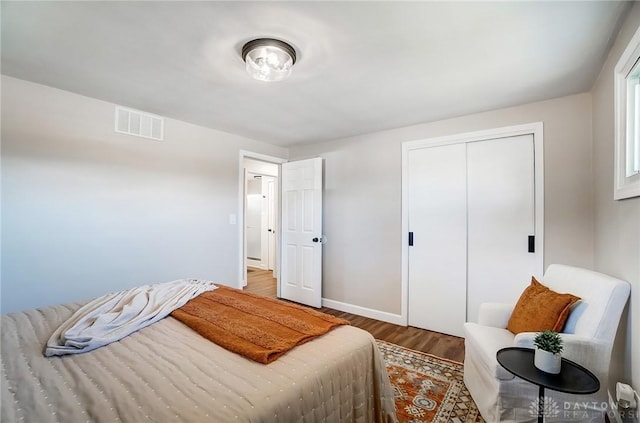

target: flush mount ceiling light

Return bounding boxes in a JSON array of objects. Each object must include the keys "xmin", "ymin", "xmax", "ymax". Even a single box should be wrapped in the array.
[{"xmin": 242, "ymin": 38, "xmax": 297, "ymax": 82}]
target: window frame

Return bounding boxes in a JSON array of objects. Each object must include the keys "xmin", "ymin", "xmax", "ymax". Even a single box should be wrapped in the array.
[{"xmin": 614, "ymin": 26, "xmax": 640, "ymax": 200}]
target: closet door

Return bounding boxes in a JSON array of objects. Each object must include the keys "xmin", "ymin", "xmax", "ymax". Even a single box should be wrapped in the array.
[
  {"xmin": 406, "ymin": 133, "xmax": 539, "ymax": 337},
  {"xmin": 407, "ymin": 143, "xmax": 467, "ymax": 337},
  {"xmin": 466, "ymin": 134, "xmax": 536, "ymax": 322}
]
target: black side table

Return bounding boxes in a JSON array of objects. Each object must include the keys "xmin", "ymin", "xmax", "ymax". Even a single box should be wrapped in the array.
[{"xmin": 496, "ymin": 347, "xmax": 600, "ymax": 423}]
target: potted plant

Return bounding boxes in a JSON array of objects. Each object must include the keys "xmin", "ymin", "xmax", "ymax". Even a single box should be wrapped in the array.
[{"xmin": 533, "ymin": 330, "xmax": 563, "ymax": 374}]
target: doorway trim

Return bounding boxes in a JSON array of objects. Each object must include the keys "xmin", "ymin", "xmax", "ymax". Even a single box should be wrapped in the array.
[
  {"xmin": 400, "ymin": 122, "xmax": 544, "ymax": 326},
  {"xmin": 238, "ymin": 150, "xmax": 286, "ymax": 289}
]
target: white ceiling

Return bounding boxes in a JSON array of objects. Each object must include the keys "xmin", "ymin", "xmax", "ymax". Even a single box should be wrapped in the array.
[{"xmin": 1, "ymin": 1, "xmax": 630, "ymax": 147}]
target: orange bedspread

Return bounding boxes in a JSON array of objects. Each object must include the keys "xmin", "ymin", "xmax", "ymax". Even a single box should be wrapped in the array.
[{"xmin": 171, "ymin": 285, "xmax": 349, "ymax": 364}]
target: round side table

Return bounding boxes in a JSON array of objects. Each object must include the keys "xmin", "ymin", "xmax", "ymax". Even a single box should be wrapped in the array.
[{"xmin": 497, "ymin": 347, "xmax": 600, "ymax": 423}]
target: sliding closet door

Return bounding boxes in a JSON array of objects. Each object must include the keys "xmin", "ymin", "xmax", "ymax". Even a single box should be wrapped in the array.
[
  {"xmin": 407, "ymin": 144, "xmax": 467, "ymax": 337},
  {"xmin": 466, "ymin": 135, "xmax": 536, "ymax": 322},
  {"xmin": 406, "ymin": 132, "xmax": 539, "ymax": 336}
]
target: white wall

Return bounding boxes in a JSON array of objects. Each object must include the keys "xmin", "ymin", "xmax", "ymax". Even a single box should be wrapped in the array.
[
  {"xmin": 1, "ymin": 75, "xmax": 287, "ymax": 313},
  {"xmin": 591, "ymin": 4, "xmax": 640, "ymax": 393},
  {"xmin": 290, "ymin": 93, "xmax": 593, "ymax": 316}
]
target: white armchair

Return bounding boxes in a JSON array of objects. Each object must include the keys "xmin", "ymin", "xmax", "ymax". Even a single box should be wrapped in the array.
[{"xmin": 463, "ymin": 264, "xmax": 631, "ymax": 422}]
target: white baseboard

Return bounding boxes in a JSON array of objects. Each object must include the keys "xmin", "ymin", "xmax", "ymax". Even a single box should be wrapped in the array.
[
  {"xmin": 321, "ymin": 298, "xmax": 405, "ymax": 326},
  {"xmin": 247, "ymin": 260, "xmax": 266, "ymax": 270}
]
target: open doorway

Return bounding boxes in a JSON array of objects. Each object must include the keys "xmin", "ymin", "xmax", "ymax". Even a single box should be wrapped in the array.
[
  {"xmin": 238, "ymin": 152, "xmax": 324, "ymax": 307},
  {"xmin": 244, "ymin": 159, "xmax": 278, "ymax": 275},
  {"xmin": 239, "ymin": 152, "xmax": 285, "ymax": 292}
]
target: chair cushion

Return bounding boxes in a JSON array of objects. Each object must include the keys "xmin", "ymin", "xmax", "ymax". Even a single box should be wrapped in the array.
[
  {"xmin": 506, "ymin": 277, "xmax": 580, "ymax": 334},
  {"xmin": 463, "ymin": 322, "xmax": 515, "ymax": 380}
]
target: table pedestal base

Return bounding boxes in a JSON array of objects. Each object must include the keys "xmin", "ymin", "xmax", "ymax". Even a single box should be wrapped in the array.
[{"xmin": 538, "ymin": 385, "xmax": 545, "ymax": 423}]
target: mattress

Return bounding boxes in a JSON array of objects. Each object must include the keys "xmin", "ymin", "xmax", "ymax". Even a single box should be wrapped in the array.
[{"xmin": 1, "ymin": 301, "xmax": 397, "ymax": 422}]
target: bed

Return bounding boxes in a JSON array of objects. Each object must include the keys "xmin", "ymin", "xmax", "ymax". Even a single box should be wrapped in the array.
[{"xmin": 1, "ymin": 296, "xmax": 397, "ymax": 422}]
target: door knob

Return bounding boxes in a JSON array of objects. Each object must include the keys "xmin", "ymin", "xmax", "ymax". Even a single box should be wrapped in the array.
[{"xmin": 312, "ymin": 237, "xmax": 319, "ymax": 243}]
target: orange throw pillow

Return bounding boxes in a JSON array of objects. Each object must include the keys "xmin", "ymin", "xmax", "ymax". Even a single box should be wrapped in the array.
[{"xmin": 507, "ymin": 277, "xmax": 580, "ymax": 334}]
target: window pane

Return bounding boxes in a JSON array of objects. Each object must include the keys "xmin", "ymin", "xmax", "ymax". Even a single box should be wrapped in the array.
[
  {"xmin": 627, "ymin": 70, "xmax": 640, "ymax": 177},
  {"xmin": 636, "ymin": 84, "xmax": 640, "ymax": 173}
]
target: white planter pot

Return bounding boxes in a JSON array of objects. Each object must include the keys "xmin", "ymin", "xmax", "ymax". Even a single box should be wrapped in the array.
[{"xmin": 534, "ymin": 347, "xmax": 561, "ymax": 374}]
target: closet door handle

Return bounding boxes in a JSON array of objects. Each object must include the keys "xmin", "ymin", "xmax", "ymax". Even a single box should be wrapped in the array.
[{"xmin": 528, "ymin": 235, "xmax": 535, "ymax": 253}]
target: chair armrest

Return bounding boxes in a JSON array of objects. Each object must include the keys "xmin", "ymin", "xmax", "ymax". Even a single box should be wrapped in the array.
[
  {"xmin": 477, "ymin": 303, "xmax": 513, "ymax": 328},
  {"xmin": 514, "ymin": 333, "xmax": 610, "ymax": 377},
  {"xmin": 513, "ymin": 331, "xmax": 537, "ymax": 348}
]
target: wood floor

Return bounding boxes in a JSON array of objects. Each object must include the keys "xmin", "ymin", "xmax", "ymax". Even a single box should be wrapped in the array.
[{"xmin": 245, "ymin": 267, "xmax": 466, "ymax": 362}]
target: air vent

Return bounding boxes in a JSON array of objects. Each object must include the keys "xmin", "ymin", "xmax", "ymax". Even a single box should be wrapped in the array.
[{"xmin": 115, "ymin": 106, "xmax": 164, "ymax": 141}]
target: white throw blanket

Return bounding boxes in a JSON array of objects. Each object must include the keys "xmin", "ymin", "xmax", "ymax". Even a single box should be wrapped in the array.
[{"xmin": 44, "ymin": 279, "xmax": 216, "ymax": 357}]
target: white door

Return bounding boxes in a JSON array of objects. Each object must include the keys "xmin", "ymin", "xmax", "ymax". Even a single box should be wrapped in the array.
[
  {"xmin": 258, "ymin": 176, "xmax": 272, "ymax": 269},
  {"xmin": 245, "ymin": 174, "xmax": 263, "ymax": 265},
  {"xmin": 267, "ymin": 177, "xmax": 277, "ymax": 275},
  {"xmin": 280, "ymin": 158, "xmax": 323, "ymax": 307},
  {"xmin": 408, "ymin": 144, "xmax": 467, "ymax": 337},
  {"xmin": 466, "ymin": 134, "xmax": 536, "ymax": 322},
  {"xmin": 246, "ymin": 174, "xmax": 276, "ymax": 270}
]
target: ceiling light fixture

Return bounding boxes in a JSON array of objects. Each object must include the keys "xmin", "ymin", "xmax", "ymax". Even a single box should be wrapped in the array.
[{"xmin": 242, "ymin": 38, "xmax": 296, "ymax": 82}]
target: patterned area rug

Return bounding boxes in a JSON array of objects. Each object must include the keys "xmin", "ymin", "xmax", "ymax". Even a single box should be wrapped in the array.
[{"xmin": 377, "ymin": 340, "xmax": 484, "ymax": 423}]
